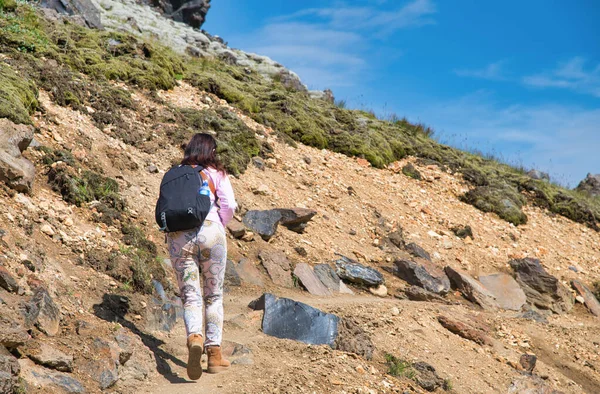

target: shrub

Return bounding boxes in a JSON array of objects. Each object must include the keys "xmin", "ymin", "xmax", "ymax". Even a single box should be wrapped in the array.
[{"xmin": 385, "ymin": 354, "xmax": 415, "ymax": 379}]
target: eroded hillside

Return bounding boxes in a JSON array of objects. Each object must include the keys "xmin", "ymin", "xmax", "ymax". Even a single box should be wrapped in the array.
[{"xmin": 1, "ymin": 3, "xmax": 600, "ymax": 394}]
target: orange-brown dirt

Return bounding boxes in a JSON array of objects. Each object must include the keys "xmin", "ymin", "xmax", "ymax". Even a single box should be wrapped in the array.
[{"xmin": 1, "ymin": 81, "xmax": 599, "ymax": 394}]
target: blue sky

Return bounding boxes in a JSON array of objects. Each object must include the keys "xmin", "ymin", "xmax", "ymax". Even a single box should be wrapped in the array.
[{"xmin": 203, "ymin": 0, "xmax": 600, "ymax": 186}]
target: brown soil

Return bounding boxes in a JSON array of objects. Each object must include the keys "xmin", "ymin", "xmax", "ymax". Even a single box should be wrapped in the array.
[{"xmin": 0, "ymin": 81, "xmax": 598, "ymax": 393}]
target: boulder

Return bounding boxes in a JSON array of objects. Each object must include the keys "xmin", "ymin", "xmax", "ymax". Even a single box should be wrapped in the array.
[
  {"xmin": 412, "ymin": 361, "xmax": 445, "ymax": 392},
  {"xmin": 402, "ymin": 163, "xmax": 422, "ymax": 180},
  {"xmin": 258, "ymin": 250, "xmax": 292, "ymax": 288},
  {"xmin": 403, "ymin": 286, "xmax": 450, "ymax": 304},
  {"xmin": 25, "ymin": 343, "xmax": 73, "ymax": 372},
  {"xmin": 444, "ymin": 266, "xmax": 498, "ymax": 310},
  {"xmin": 162, "ymin": 0, "xmax": 211, "ymax": 29},
  {"xmin": 509, "ymin": 258, "xmax": 574, "ymax": 314},
  {"xmin": 23, "ymin": 288, "xmax": 61, "ymax": 336},
  {"xmin": 313, "ymin": 264, "xmax": 354, "ymax": 294},
  {"xmin": 243, "ymin": 210, "xmax": 282, "ymax": 241},
  {"xmin": 526, "ymin": 169, "xmax": 550, "ymax": 182},
  {"xmin": 293, "ymin": 263, "xmax": 332, "ymax": 297},
  {"xmin": 437, "ymin": 315, "xmax": 492, "ymax": 346},
  {"xmin": 80, "ymin": 338, "xmax": 119, "ymax": 390},
  {"xmin": 274, "ymin": 208, "xmax": 317, "ymax": 233},
  {"xmin": 392, "ymin": 259, "xmax": 450, "ymax": 295},
  {"xmin": 335, "ymin": 255, "xmax": 384, "ymax": 287},
  {"xmin": 224, "ymin": 259, "xmax": 241, "ymax": 290},
  {"xmin": 0, "ymin": 119, "xmax": 35, "ymax": 193},
  {"xmin": 0, "ymin": 317, "xmax": 30, "ymax": 349},
  {"xmin": 0, "ymin": 346, "xmax": 19, "ymax": 393},
  {"xmin": 0, "ymin": 266, "xmax": 19, "ymax": 293},
  {"xmin": 19, "ymin": 358, "xmax": 85, "ymax": 393},
  {"xmin": 405, "ymin": 242, "xmax": 431, "ymax": 261},
  {"xmin": 259, "ymin": 293, "xmax": 339, "ymax": 347},
  {"xmin": 571, "ymin": 280, "xmax": 600, "ymax": 317},
  {"xmin": 236, "ymin": 259, "xmax": 264, "ymax": 287},
  {"xmin": 575, "ymin": 173, "xmax": 600, "ymax": 197},
  {"xmin": 40, "ymin": 0, "xmax": 102, "ymax": 29},
  {"xmin": 479, "ymin": 273, "xmax": 527, "ymax": 311}
]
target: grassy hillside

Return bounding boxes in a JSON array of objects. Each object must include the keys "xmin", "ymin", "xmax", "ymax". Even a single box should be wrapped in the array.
[{"xmin": 1, "ymin": 3, "xmax": 599, "ymax": 230}]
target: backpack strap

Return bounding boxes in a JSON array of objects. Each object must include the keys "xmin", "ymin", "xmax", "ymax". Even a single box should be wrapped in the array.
[
  {"xmin": 199, "ymin": 170, "xmax": 217, "ymax": 196},
  {"xmin": 191, "ymin": 165, "xmax": 219, "ymax": 207}
]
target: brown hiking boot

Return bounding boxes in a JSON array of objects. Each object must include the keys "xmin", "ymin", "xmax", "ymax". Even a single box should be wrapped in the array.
[
  {"xmin": 206, "ymin": 345, "xmax": 231, "ymax": 374},
  {"xmin": 186, "ymin": 334, "xmax": 204, "ymax": 380}
]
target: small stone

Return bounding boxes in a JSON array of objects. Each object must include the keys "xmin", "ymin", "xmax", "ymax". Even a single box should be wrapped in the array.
[
  {"xmin": 303, "ymin": 156, "xmax": 311, "ymax": 165},
  {"xmin": 63, "ymin": 217, "xmax": 74, "ymax": 227},
  {"xmin": 369, "ymin": 285, "xmax": 388, "ymax": 297},
  {"xmin": 0, "ymin": 267, "xmax": 19, "ymax": 294},
  {"xmin": 252, "ymin": 157, "xmax": 265, "ymax": 170},
  {"xmin": 391, "ymin": 307, "xmax": 400, "ymax": 316},
  {"xmin": 226, "ymin": 220, "xmax": 246, "ymax": 239},
  {"xmin": 253, "ymin": 184, "xmax": 270, "ymax": 195},
  {"xmin": 294, "ymin": 246, "xmax": 308, "ymax": 257},
  {"xmin": 519, "ymin": 354, "xmax": 537, "ymax": 374},
  {"xmin": 576, "ymin": 295, "xmax": 585, "ymax": 304},
  {"xmin": 146, "ymin": 164, "xmax": 159, "ymax": 173},
  {"xmin": 335, "ymin": 255, "xmax": 384, "ymax": 287},
  {"xmin": 40, "ymin": 224, "xmax": 55, "ymax": 236}
]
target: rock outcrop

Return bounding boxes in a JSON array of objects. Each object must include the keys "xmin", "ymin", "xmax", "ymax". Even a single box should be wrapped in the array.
[
  {"xmin": 152, "ymin": 0, "xmax": 210, "ymax": 29},
  {"xmin": 41, "ymin": 0, "xmax": 103, "ymax": 28},
  {"xmin": 576, "ymin": 173, "xmax": 600, "ymax": 197},
  {"xmin": 0, "ymin": 119, "xmax": 35, "ymax": 193}
]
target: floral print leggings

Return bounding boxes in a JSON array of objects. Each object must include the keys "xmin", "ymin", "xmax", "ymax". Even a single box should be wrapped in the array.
[{"xmin": 167, "ymin": 220, "xmax": 227, "ymax": 346}]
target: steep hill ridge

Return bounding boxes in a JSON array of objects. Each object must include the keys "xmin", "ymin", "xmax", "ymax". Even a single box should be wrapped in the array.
[{"xmin": 1, "ymin": 2, "xmax": 600, "ymax": 394}]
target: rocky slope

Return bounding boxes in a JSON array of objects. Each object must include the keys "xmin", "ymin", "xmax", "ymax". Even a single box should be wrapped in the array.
[{"xmin": 1, "ymin": 2, "xmax": 600, "ymax": 394}]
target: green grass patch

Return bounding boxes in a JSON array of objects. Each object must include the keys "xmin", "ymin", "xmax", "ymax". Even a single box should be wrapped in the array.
[
  {"xmin": 0, "ymin": 62, "xmax": 38, "ymax": 124},
  {"xmin": 47, "ymin": 163, "xmax": 125, "ymax": 210},
  {"xmin": 385, "ymin": 353, "xmax": 416, "ymax": 379}
]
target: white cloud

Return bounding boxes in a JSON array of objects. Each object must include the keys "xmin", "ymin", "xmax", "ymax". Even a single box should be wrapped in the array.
[
  {"xmin": 232, "ymin": 0, "xmax": 436, "ymax": 89},
  {"xmin": 523, "ymin": 57, "xmax": 600, "ymax": 98},
  {"xmin": 454, "ymin": 60, "xmax": 508, "ymax": 80},
  {"xmin": 411, "ymin": 91, "xmax": 600, "ymax": 186}
]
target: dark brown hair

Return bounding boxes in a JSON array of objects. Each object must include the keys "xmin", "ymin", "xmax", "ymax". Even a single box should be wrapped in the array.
[{"xmin": 181, "ymin": 133, "xmax": 226, "ymax": 173}]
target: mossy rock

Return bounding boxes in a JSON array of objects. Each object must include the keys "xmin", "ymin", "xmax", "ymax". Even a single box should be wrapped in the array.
[
  {"xmin": 0, "ymin": 0, "xmax": 17, "ymax": 12},
  {"xmin": 461, "ymin": 184, "xmax": 527, "ymax": 225}
]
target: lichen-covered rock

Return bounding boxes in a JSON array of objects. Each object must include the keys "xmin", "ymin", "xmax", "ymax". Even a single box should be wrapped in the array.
[{"xmin": 335, "ymin": 256, "xmax": 384, "ymax": 287}]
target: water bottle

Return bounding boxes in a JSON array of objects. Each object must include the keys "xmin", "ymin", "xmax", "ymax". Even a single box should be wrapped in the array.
[{"xmin": 199, "ymin": 180, "xmax": 210, "ymax": 196}]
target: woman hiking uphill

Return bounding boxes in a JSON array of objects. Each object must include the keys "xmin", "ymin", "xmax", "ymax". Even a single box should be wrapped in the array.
[{"xmin": 164, "ymin": 133, "xmax": 237, "ymax": 380}]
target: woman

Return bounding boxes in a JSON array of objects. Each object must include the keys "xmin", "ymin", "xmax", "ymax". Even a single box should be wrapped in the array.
[{"xmin": 167, "ymin": 133, "xmax": 237, "ymax": 380}]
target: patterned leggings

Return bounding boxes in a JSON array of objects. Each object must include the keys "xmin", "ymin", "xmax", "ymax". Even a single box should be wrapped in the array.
[{"xmin": 167, "ymin": 220, "xmax": 227, "ymax": 346}]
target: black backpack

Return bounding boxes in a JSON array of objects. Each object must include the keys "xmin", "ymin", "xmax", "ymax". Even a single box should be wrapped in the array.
[{"xmin": 155, "ymin": 165, "xmax": 214, "ymax": 232}]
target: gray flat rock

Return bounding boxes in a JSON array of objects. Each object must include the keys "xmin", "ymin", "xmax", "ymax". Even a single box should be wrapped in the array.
[
  {"xmin": 479, "ymin": 273, "xmax": 526, "ymax": 311},
  {"xmin": 293, "ymin": 263, "xmax": 332, "ymax": 296}
]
